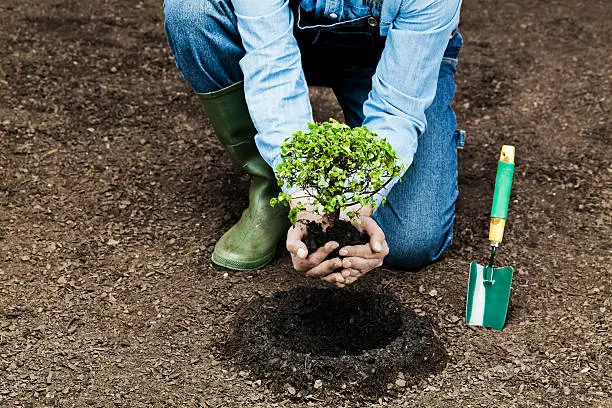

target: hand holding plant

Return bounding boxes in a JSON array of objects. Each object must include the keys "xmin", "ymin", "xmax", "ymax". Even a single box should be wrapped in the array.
[{"xmin": 271, "ymin": 119, "xmax": 406, "ymax": 286}]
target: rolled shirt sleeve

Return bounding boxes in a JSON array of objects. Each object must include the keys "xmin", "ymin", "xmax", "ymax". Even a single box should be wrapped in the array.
[
  {"xmin": 364, "ymin": 0, "xmax": 462, "ymax": 206},
  {"xmin": 231, "ymin": 0, "xmax": 313, "ymax": 190}
]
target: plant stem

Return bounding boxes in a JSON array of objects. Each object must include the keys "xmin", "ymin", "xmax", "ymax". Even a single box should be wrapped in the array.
[{"xmin": 321, "ymin": 209, "xmax": 340, "ymax": 232}]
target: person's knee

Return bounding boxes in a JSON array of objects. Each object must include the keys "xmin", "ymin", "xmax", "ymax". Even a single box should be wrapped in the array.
[
  {"xmin": 385, "ymin": 225, "xmax": 453, "ymax": 269},
  {"xmin": 165, "ymin": 0, "xmax": 197, "ymax": 32},
  {"xmin": 164, "ymin": 0, "xmax": 215, "ymax": 47}
]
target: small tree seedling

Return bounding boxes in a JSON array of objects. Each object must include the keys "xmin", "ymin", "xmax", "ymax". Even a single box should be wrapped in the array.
[{"xmin": 270, "ymin": 119, "xmax": 407, "ymax": 230}]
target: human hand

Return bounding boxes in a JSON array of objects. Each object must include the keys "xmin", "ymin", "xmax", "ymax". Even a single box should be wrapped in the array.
[
  {"xmin": 286, "ymin": 221, "xmax": 345, "ymax": 286},
  {"xmin": 284, "ymin": 191, "xmax": 347, "ymax": 287},
  {"xmin": 337, "ymin": 215, "xmax": 389, "ymax": 285}
]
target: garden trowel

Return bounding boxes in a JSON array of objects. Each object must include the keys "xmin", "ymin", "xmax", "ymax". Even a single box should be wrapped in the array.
[{"xmin": 466, "ymin": 145, "xmax": 515, "ymax": 331}]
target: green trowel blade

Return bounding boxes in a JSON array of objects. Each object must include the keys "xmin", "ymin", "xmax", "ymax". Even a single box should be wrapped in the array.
[{"xmin": 465, "ymin": 262, "xmax": 514, "ymax": 330}]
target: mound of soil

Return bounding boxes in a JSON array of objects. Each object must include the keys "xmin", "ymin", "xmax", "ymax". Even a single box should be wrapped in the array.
[
  {"xmin": 303, "ymin": 220, "xmax": 369, "ymax": 259},
  {"xmin": 222, "ymin": 288, "xmax": 448, "ymax": 400}
]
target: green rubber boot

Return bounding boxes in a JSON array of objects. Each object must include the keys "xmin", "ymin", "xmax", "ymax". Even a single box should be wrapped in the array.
[{"xmin": 197, "ymin": 82, "xmax": 289, "ymax": 271}]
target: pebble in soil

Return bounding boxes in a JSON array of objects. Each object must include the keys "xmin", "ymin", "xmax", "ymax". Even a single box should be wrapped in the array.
[{"xmin": 222, "ymin": 288, "xmax": 448, "ymax": 400}]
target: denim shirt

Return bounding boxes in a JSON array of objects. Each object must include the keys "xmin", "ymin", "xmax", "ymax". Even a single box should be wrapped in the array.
[{"xmin": 232, "ymin": 0, "xmax": 461, "ymax": 202}]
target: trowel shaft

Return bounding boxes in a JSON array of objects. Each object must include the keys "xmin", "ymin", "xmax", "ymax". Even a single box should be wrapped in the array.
[{"xmin": 487, "ymin": 245, "xmax": 497, "ymax": 268}]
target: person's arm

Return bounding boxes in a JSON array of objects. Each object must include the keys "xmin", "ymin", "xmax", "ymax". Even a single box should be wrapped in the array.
[
  {"xmin": 232, "ymin": 1, "xmax": 343, "ymax": 281},
  {"xmin": 363, "ymin": 0, "xmax": 462, "ymax": 205},
  {"xmin": 325, "ymin": 0, "xmax": 461, "ymax": 285},
  {"xmin": 231, "ymin": 0, "xmax": 313, "ymax": 173}
]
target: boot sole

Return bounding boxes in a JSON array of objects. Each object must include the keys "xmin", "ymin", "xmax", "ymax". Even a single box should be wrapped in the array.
[{"xmin": 211, "ymin": 249, "xmax": 276, "ymax": 271}]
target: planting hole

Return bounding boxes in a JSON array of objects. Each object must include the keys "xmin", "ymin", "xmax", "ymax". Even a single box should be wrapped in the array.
[
  {"xmin": 266, "ymin": 289, "xmax": 403, "ymax": 356},
  {"xmin": 224, "ymin": 288, "xmax": 448, "ymax": 400}
]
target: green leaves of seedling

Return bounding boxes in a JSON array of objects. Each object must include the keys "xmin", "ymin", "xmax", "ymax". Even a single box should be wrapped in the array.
[{"xmin": 270, "ymin": 119, "xmax": 407, "ymax": 225}]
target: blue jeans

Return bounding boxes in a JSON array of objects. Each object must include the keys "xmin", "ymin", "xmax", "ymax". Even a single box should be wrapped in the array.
[{"xmin": 164, "ymin": 0, "xmax": 464, "ymax": 269}]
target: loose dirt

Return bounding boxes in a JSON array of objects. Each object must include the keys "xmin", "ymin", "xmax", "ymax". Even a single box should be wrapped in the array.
[{"xmin": 0, "ymin": 0, "xmax": 610, "ymax": 407}]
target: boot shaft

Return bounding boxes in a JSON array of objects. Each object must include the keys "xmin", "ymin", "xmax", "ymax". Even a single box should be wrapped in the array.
[{"xmin": 197, "ymin": 81, "xmax": 275, "ymax": 180}]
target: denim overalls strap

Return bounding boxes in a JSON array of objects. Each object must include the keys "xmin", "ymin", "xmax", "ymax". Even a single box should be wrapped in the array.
[{"xmin": 289, "ymin": 0, "xmax": 382, "ymax": 34}]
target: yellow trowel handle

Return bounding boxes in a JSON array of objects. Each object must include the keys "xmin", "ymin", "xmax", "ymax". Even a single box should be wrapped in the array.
[{"xmin": 489, "ymin": 146, "xmax": 515, "ymax": 245}]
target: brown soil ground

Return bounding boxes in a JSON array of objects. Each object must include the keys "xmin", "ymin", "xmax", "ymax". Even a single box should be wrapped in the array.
[{"xmin": 1, "ymin": 0, "xmax": 610, "ymax": 407}]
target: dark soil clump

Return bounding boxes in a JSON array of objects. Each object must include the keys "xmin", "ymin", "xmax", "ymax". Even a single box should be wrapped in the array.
[
  {"xmin": 223, "ymin": 288, "xmax": 448, "ymax": 400},
  {"xmin": 303, "ymin": 220, "xmax": 369, "ymax": 258}
]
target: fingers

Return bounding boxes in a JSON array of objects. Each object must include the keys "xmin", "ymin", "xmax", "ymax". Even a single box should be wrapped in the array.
[
  {"xmin": 330, "ymin": 249, "xmax": 386, "ymax": 287},
  {"xmin": 287, "ymin": 223, "xmax": 343, "ymax": 273},
  {"xmin": 308, "ymin": 241, "xmax": 340, "ymax": 265},
  {"xmin": 359, "ymin": 216, "xmax": 386, "ymax": 253},
  {"xmin": 336, "ymin": 258, "xmax": 381, "ymax": 286},
  {"xmin": 340, "ymin": 217, "xmax": 389, "ymax": 258},
  {"xmin": 306, "ymin": 258, "xmax": 343, "ymax": 278},
  {"xmin": 316, "ymin": 216, "xmax": 388, "ymax": 288},
  {"xmin": 292, "ymin": 241, "xmax": 340, "ymax": 272},
  {"xmin": 286, "ymin": 223, "xmax": 308, "ymax": 259},
  {"xmin": 320, "ymin": 264, "xmax": 377, "ymax": 287},
  {"xmin": 324, "ymin": 268, "xmax": 362, "ymax": 286},
  {"xmin": 339, "ymin": 241, "xmax": 389, "ymax": 259},
  {"xmin": 343, "ymin": 273, "xmax": 360, "ymax": 285},
  {"xmin": 342, "ymin": 256, "xmax": 383, "ymax": 272},
  {"xmin": 321, "ymin": 271, "xmax": 346, "ymax": 288}
]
